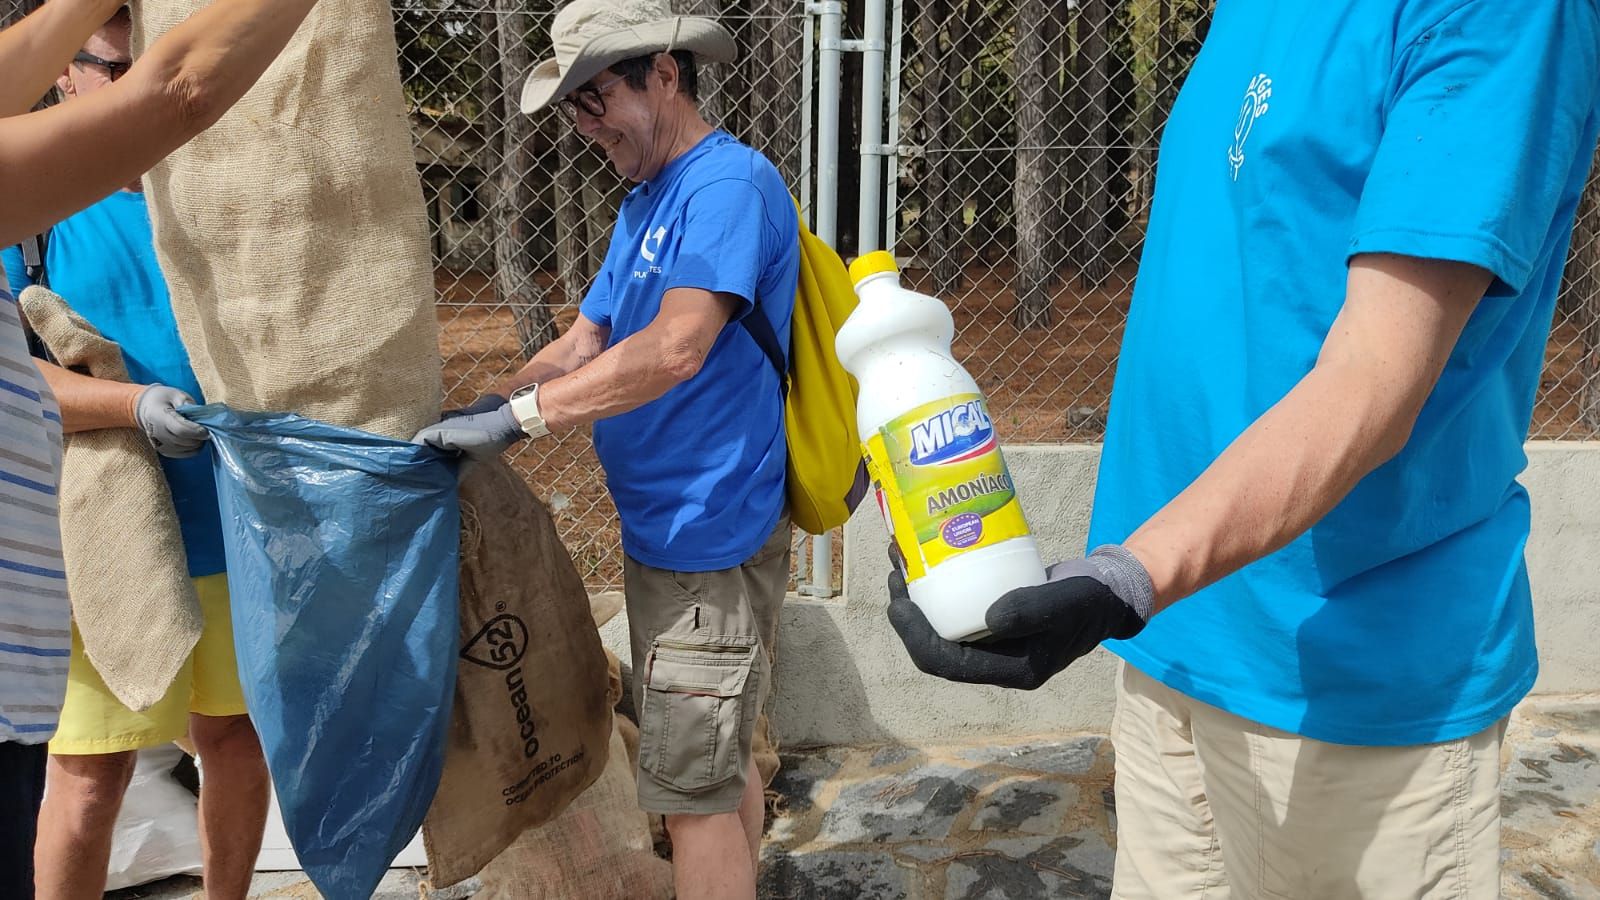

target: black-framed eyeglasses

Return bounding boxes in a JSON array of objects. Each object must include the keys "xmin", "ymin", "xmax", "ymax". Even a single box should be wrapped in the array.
[
  {"xmin": 73, "ymin": 51, "xmax": 132, "ymax": 81},
  {"xmin": 557, "ymin": 73, "xmax": 626, "ymax": 122}
]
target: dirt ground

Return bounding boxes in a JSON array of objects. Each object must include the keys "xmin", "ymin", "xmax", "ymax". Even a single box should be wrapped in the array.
[{"xmin": 435, "ymin": 264, "xmax": 1594, "ymax": 589}]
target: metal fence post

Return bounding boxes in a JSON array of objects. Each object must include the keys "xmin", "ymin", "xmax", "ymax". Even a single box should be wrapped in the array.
[
  {"xmin": 884, "ymin": 0, "xmax": 906, "ymax": 252},
  {"xmin": 799, "ymin": 0, "xmax": 845, "ymax": 598},
  {"xmin": 856, "ymin": 0, "xmax": 888, "ymax": 254}
]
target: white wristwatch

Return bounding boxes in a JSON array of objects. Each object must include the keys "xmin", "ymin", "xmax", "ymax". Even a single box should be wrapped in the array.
[{"xmin": 507, "ymin": 383, "xmax": 550, "ymax": 439}]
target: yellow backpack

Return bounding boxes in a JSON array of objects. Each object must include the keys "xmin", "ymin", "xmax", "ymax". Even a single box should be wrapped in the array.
[{"xmin": 739, "ymin": 203, "xmax": 869, "ymax": 535}]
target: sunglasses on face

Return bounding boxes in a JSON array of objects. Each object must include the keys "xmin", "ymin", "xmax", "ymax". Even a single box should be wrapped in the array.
[
  {"xmin": 73, "ymin": 51, "xmax": 132, "ymax": 81},
  {"xmin": 557, "ymin": 73, "xmax": 627, "ymax": 122}
]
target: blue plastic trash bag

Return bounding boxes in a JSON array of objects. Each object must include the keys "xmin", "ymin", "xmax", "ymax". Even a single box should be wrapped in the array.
[{"xmin": 187, "ymin": 405, "xmax": 459, "ymax": 900}]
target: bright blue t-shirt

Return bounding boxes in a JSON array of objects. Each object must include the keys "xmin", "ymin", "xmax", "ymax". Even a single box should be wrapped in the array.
[
  {"xmin": 3, "ymin": 191, "xmax": 226, "ymax": 578},
  {"xmin": 1090, "ymin": 0, "xmax": 1600, "ymax": 746},
  {"xmin": 580, "ymin": 131, "xmax": 799, "ymax": 571}
]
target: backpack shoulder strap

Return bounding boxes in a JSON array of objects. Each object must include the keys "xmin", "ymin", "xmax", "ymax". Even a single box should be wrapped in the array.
[
  {"xmin": 19, "ymin": 227, "xmax": 49, "ymax": 289},
  {"xmin": 15, "ymin": 227, "xmax": 54, "ymax": 361},
  {"xmin": 739, "ymin": 309, "xmax": 789, "ymax": 402}
]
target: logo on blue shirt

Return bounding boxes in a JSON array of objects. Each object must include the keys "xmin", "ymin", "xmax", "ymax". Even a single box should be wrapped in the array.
[
  {"xmin": 640, "ymin": 225, "xmax": 667, "ymax": 263},
  {"xmin": 1229, "ymin": 73, "xmax": 1272, "ymax": 181},
  {"xmin": 909, "ymin": 401, "xmax": 997, "ymax": 466},
  {"xmin": 634, "ymin": 224, "xmax": 668, "ymax": 279}
]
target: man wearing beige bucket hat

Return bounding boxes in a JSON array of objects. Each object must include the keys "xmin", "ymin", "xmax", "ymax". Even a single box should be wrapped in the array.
[{"xmin": 413, "ymin": 1, "xmax": 800, "ymax": 896}]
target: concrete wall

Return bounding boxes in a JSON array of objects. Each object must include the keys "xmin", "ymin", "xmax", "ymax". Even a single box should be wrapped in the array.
[{"xmin": 599, "ymin": 443, "xmax": 1600, "ymax": 749}]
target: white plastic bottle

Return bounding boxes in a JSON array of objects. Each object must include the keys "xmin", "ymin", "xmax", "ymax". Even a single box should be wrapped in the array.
[{"xmin": 836, "ymin": 251, "xmax": 1046, "ymax": 641}]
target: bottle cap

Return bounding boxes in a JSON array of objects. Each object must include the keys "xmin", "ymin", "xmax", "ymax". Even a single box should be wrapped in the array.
[{"xmin": 848, "ymin": 250, "xmax": 900, "ymax": 286}]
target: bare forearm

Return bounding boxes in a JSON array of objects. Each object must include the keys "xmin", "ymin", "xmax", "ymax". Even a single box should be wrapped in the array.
[
  {"xmin": 1122, "ymin": 363, "xmax": 1402, "ymax": 611},
  {"xmin": 0, "ymin": 0, "xmax": 124, "ymax": 116},
  {"xmin": 535, "ymin": 330, "xmax": 686, "ymax": 431},
  {"xmin": 495, "ymin": 329, "xmax": 602, "ymax": 396},
  {"xmin": 34, "ymin": 359, "xmax": 140, "ymax": 433},
  {"xmin": 1120, "ymin": 254, "xmax": 1490, "ymax": 613},
  {"xmin": 0, "ymin": 0, "xmax": 320, "ymax": 243},
  {"xmin": 505, "ymin": 291, "xmax": 733, "ymax": 433}
]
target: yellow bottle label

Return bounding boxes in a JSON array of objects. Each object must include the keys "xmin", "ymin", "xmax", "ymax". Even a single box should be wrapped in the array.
[{"xmin": 862, "ymin": 393, "xmax": 1031, "ymax": 581}]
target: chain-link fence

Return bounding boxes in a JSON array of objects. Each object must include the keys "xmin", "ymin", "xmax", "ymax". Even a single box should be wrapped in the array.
[
  {"xmin": 889, "ymin": 0, "xmax": 1600, "ymax": 445},
  {"xmin": 4, "ymin": 0, "xmax": 1599, "ymax": 591},
  {"xmin": 889, "ymin": 0, "xmax": 1196, "ymax": 443}
]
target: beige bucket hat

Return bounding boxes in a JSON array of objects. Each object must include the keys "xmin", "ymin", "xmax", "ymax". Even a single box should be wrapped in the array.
[{"xmin": 520, "ymin": 0, "xmax": 736, "ymax": 115}]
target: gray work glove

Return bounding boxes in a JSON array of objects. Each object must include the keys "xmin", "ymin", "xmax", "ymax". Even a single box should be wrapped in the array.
[
  {"xmin": 133, "ymin": 384, "xmax": 209, "ymax": 459},
  {"xmin": 886, "ymin": 545, "xmax": 1153, "ymax": 690},
  {"xmin": 410, "ymin": 393, "xmax": 525, "ymax": 460}
]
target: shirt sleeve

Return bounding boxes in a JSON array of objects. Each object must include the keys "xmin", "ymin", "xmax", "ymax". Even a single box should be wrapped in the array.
[
  {"xmin": 0, "ymin": 245, "xmax": 28, "ymax": 297},
  {"xmin": 1349, "ymin": 0, "xmax": 1600, "ymax": 294},
  {"xmin": 579, "ymin": 269, "xmax": 613, "ymax": 329},
  {"xmin": 664, "ymin": 178, "xmax": 776, "ymax": 320}
]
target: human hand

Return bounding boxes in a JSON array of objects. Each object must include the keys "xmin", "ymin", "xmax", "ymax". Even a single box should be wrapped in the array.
[
  {"xmin": 886, "ymin": 545, "xmax": 1152, "ymax": 690},
  {"xmin": 411, "ymin": 398, "xmax": 524, "ymax": 460},
  {"xmin": 133, "ymin": 385, "xmax": 209, "ymax": 459}
]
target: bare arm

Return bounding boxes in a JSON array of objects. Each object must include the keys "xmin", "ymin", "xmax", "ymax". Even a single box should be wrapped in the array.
[
  {"xmin": 533, "ymin": 288, "xmax": 740, "ymax": 432},
  {"xmin": 1123, "ymin": 253, "xmax": 1492, "ymax": 612},
  {"xmin": 0, "ymin": 0, "xmax": 320, "ymax": 245},
  {"xmin": 33, "ymin": 358, "xmax": 141, "ymax": 433},
  {"xmin": 494, "ymin": 313, "xmax": 610, "ymax": 397},
  {"xmin": 0, "ymin": 0, "xmax": 124, "ymax": 117}
]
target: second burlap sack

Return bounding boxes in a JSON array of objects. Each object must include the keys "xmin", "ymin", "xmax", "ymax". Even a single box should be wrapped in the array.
[
  {"xmin": 19, "ymin": 286, "xmax": 200, "ymax": 712},
  {"xmin": 475, "ymin": 716, "xmax": 675, "ymax": 900},
  {"xmin": 423, "ymin": 459, "xmax": 612, "ymax": 888}
]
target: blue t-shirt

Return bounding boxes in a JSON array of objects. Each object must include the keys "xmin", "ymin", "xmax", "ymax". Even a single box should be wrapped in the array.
[
  {"xmin": 1090, "ymin": 0, "xmax": 1600, "ymax": 746},
  {"xmin": 3, "ymin": 191, "xmax": 226, "ymax": 578},
  {"xmin": 580, "ymin": 131, "xmax": 799, "ymax": 570}
]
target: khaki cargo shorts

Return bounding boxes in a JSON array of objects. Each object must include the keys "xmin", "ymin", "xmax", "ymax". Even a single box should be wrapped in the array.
[{"xmin": 623, "ymin": 516, "xmax": 790, "ymax": 816}]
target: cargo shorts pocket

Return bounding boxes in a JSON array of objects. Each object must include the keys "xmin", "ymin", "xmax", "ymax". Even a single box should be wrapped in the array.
[{"xmin": 639, "ymin": 636, "xmax": 759, "ymax": 792}]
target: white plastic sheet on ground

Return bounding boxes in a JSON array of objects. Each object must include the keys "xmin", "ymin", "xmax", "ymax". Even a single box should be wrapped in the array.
[{"xmin": 103, "ymin": 745, "xmax": 202, "ymax": 891}]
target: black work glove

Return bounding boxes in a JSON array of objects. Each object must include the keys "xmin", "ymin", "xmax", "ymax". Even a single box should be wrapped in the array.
[{"xmin": 886, "ymin": 545, "xmax": 1153, "ymax": 690}]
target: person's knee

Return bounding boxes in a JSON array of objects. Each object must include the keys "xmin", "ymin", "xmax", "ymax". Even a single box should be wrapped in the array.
[
  {"xmin": 665, "ymin": 809, "xmax": 741, "ymax": 841},
  {"xmin": 48, "ymin": 751, "xmax": 136, "ymax": 809},
  {"xmin": 190, "ymin": 714, "xmax": 264, "ymax": 770}
]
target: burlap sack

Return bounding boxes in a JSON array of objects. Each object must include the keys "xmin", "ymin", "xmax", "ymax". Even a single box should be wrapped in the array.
[
  {"xmin": 422, "ymin": 459, "xmax": 611, "ymax": 888},
  {"xmin": 130, "ymin": 0, "xmax": 441, "ymax": 439},
  {"xmin": 755, "ymin": 709, "xmax": 780, "ymax": 787},
  {"xmin": 18, "ymin": 286, "xmax": 200, "ymax": 712},
  {"xmin": 476, "ymin": 717, "xmax": 675, "ymax": 900}
]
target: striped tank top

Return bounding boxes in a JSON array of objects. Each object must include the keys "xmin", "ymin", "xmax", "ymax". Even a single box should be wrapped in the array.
[{"xmin": 0, "ymin": 282, "xmax": 67, "ymax": 744}]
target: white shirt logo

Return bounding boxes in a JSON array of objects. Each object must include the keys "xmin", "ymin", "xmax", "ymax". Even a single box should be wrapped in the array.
[
  {"xmin": 1229, "ymin": 73, "xmax": 1272, "ymax": 181},
  {"xmin": 640, "ymin": 225, "xmax": 667, "ymax": 263}
]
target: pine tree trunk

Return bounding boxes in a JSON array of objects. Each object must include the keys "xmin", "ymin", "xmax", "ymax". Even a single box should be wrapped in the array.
[
  {"xmin": 581, "ymin": 151, "xmax": 614, "ymax": 276},
  {"xmin": 913, "ymin": 0, "xmax": 963, "ymax": 291},
  {"xmin": 1138, "ymin": 0, "xmax": 1175, "ymax": 213},
  {"xmin": 749, "ymin": 0, "xmax": 801, "ymax": 179},
  {"xmin": 554, "ymin": 129, "xmax": 589, "ymax": 305},
  {"xmin": 1155, "ymin": 0, "xmax": 1178, "ymax": 130},
  {"xmin": 491, "ymin": 1, "xmax": 555, "ymax": 356},
  {"xmin": 1043, "ymin": 2, "xmax": 1070, "ymax": 273},
  {"xmin": 1011, "ymin": 0, "xmax": 1054, "ymax": 329},
  {"xmin": 1071, "ymin": 0, "xmax": 1113, "ymax": 288},
  {"xmin": 680, "ymin": 0, "xmax": 729, "ymax": 126},
  {"xmin": 949, "ymin": 0, "xmax": 986, "ymax": 276},
  {"xmin": 837, "ymin": 0, "xmax": 865, "ymax": 252}
]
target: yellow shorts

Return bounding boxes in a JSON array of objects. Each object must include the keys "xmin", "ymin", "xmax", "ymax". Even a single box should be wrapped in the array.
[{"xmin": 50, "ymin": 573, "xmax": 247, "ymax": 755}]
